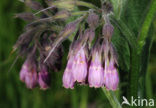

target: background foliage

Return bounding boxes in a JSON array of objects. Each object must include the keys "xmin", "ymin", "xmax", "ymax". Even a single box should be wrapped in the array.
[{"xmin": 0, "ymin": 0, "xmax": 156, "ymax": 108}]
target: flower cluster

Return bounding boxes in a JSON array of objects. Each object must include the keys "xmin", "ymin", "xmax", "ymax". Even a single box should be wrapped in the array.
[
  {"xmin": 17, "ymin": 30, "xmax": 63, "ymax": 90},
  {"xmin": 63, "ymin": 18, "xmax": 119, "ymax": 90},
  {"xmin": 19, "ymin": 46, "xmax": 51, "ymax": 90},
  {"xmin": 14, "ymin": 0, "xmax": 65, "ymax": 89},
  {"xmin": 14, "ymin": 0, "xmax": 119, "ymax": 91}
]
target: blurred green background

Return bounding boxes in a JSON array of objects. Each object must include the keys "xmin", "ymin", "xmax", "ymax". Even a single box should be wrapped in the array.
[{"xmin": 0, "ymin": 0, "xmax": 156, "ymax": 108}]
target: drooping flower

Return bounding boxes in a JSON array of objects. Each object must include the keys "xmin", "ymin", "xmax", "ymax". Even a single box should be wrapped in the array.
[
  {"xmin": 20, "ymin": 60, "xmax": 29, "ymax": 82},
  {"xmin": 72, "ymin": 47, "xmax": 88, "ymax": 83},
  {"xmin": 103, "ymin": 42, "xmax": 119, "ymax": 91},
  {"xmin": 38, "ymin": 65, "xmax": 50, "ymax": 90},
  {"xmin": 25, "ymin": 63, "xmax": 38, "ymax": 89},
  {"xmin": 62, "ymin": 55, "xmax": 75, "ymax": 89},
  {"xmin": 88, "ymin": 44, "xmax": 104, "ymax": 88},
  {"xmin": 104, "ymin": 58, "xmax": 119, "ymax": 91},
  {"xmin": 20, "ymin": 57, "xmax": 38, "ymax": 89}
]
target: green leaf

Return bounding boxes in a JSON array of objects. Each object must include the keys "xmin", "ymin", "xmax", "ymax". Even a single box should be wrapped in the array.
[
  {"xmin": 102, "ymin": 88, "xmax": 122, "ymax": 108},
  {"xmin": 110, "ymin": 0, "xmax": 126, "ymax": 20},
  {"xmin": 137, "ymin": 0, "xmax": 156, "ymax": 54},
  {"xmin": 112, "ymin": 27, "xmax": 130, "ymax": 71}
]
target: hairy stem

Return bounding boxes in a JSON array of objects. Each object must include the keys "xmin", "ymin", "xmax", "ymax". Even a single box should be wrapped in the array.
[
  {"xmin": 71, "ymin": 90, "xmax": 78, "ymax": 108},
  {"xmin": 80, "ymin": 87, "xmax": 88, "ymax": 108},
  {"xmin": 102, "ymin": 88, "xmax": 122, "ymax": 108}
]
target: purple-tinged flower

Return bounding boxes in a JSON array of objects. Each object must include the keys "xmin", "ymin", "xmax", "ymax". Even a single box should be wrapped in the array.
[
  {"xmin": 38, "ymin": 65, "xmax": 50, "ymax": 90},
  {"xmin": 63, "ymin": 56, "xmax": 75, "ymax": 89},
  {"xmin": 88, "ymin": 46, "xmax": 104, "ymax": 88},
  {"xmin": 103, "ymin": 42, "xmax": 119, "ymax": 91},
  {"xmin": 24, "ymin": 62, "xmax": 38, "ymax": 89},
  {"xmin": 20, "ymin": 60, "xmax": 29, "ymax": 82},
  {"xmin": 72, "ymin": 47, "xmax": 88, "ymax": 83},
  {"xmin": 104, "ymin": 58, "xmax": 119, "ymax": 91},
  {"xmin": 20, "ymin": 57, "xmax": 38, "ymax": 89}
]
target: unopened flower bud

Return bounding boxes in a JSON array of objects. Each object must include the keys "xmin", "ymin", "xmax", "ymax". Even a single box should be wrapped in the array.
[
  {"xmin": 87, "ymin": 12, "xmax": 99, "ymax": 29},
  {"xmin": 102, "ymin": 23, "xmax": 114, "ymax": 40}
]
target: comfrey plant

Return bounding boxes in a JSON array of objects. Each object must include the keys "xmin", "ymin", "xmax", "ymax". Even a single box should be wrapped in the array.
[
  {"xmin": 11, "ymin": 0, "xmax": 156, "ymax": 108},
  {"xmin": 12, "ymin": 1, "xmax": 124, "ymax": 108},
  {"xmin": 14, "ymin": 0, "xmax": 119, "ymax": 90}
]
